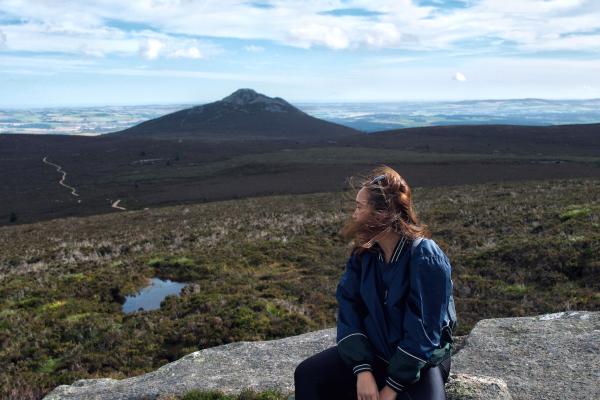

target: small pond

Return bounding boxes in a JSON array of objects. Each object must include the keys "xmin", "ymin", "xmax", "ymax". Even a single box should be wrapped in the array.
[{"xmin": 122, "ymin": 277, "xmax": 186, "ymax": 313}]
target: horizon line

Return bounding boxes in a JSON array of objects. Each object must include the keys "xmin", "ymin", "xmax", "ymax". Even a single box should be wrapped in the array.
[{"xmin": 2, "ymin": 96, "xmax": 600, "ymax": 110}]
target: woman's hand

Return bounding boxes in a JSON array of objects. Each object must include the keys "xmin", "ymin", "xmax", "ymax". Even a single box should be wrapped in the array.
[
  {"xmin": 379, "ymin": 385, "xmax": 398, "ymax": 400},
  {"xmin": 356, "ymin": 371, "xmax": 379, "ymax": 400}
]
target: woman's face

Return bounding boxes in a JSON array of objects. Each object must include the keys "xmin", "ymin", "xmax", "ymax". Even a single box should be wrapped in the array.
[{"xmin": 353, "ymin": 187, "xmax": 373, "ymax": 223}]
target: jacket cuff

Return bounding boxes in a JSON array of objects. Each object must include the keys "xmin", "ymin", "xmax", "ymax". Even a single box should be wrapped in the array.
[
  {"xmin": 337, "ymin": 332, "xmax": 375, "ymax": 373},
  {"xmin": 386, "ymin": 345, "xmax": 427, "ymax": 387},
  {"xmin": 353, "ymin": 363, "xmax": 373, "ymax": 375},
  {"xmin": 384, "ymin": 377, "xmax": 406, "ymax": 393}
]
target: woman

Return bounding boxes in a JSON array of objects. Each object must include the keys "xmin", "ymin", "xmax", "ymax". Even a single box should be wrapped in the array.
[{"xmin": 294, "ymin": 165, "xmax": 456, "ymax": 400}]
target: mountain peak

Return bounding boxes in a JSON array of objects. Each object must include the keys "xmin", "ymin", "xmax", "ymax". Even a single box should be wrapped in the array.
[
  {"xmin": 221, "ymin": 88, "xmax": 262, "ymax": 104},
  {"xmin": 220, "ymin": 88, "xmax": 298, "ymax": 113},
  {"xmin": 109, "ymin": 87, "xmax": 361, "ymax": 140}
]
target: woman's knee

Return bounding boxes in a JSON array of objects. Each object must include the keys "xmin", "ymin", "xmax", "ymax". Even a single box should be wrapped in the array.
[
  {"xmin": 439, "ymin": 357, "xmax": 451, "ymax": 384},
  {"xmin": 294, "ymin": 352, "xmax": 324, "ymax": 383},
  {"xmin": 405, "ymin": 365, "xmax": 446, "ymax": 400},
  {"xmin": 294, "ymin": 358, "xmax": 311, "ymax": 382},
  {"xmin": 294, "ymin": 346, "xmax": 347, "ymax": 385}
]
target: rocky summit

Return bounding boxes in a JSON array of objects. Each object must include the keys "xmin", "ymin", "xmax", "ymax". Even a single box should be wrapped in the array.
[
  {"xmin": 43, "ymin": 311, "xmax": 600, "ymax": 400},
  {"xmin": 219, "ymin": 88, "xmax": 299, "ymax": 113}
]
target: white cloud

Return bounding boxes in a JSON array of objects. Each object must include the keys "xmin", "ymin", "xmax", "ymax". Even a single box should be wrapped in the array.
[
  {"xmin": 170, "ymin": 46, "xmax": 203, "ymax": 59},
  {"xmin": 289, "ymin": 24, "xmax": 350, "ymax": 49},
  {"xmin": 244, "ymin": 45, "xmax": 264, "ymax": 52},
  {"xmin": 78, "ymin": 44, "xmax": 106, "ymax": 58},
  {"xmin": 1, "ymin": 22, "xmax": 136, "ymax": 55},
  {"xmin": 0, "ymin": 19, "xmax": 224, "ymax": 60},
  {"xmin": 454, "ymin": 72, "xmax": 467, "ymax": 81},
  {"xmin": 0, "ymin": 19, "xmax": 221, "ymax": 60},
  {"xmin": 362, "ymin": 23, "xmax": 400, "ymax": 48},
  {"xmin": 139, "ymin": 36, "xmax": 213, "ymax": 60},
  {"xmin": 0, "ymin": 1, "xmax": 451, "ymax": 53},
  {"xmin": 0, "ymin": 29, "xmax": 5, "ymax": 47},
  {"xmin": 0, "ymin": 0, "xmax": 599, "ymax": 55},
  {"xmin": 475, "ymin": 0, "xmax": 586, "ymax": 14},
  {"xmin": 139, "ymin": 38, "xmax": 164, "ymax": 59}
]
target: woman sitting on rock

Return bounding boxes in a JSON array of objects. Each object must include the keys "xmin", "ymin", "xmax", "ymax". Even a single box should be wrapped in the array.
[{"xmin": 294, "ymin": 165, "xmax": 457, "ymax": 400}]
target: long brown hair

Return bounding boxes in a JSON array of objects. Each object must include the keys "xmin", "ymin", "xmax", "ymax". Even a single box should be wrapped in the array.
[{"xmin": 339, "ymin": 165, "xmax": 430, "ymax": 256}]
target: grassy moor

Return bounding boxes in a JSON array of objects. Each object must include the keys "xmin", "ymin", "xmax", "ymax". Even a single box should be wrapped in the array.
[{"xmin": 0, "ymin": 178, "xmax": 598, "ymax": 398}]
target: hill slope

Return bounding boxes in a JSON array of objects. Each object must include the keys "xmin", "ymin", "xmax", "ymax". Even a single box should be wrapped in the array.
[
  {"xmin": 105, "ymin": 88, "xmax": 362, "ymax": 141},
  {"xmin": 336, "ymin": 123, "xmax": 600, "ymax": 156}
]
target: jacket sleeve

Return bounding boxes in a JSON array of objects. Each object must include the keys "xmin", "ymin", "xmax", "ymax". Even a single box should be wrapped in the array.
[
  {"xmin": 384, "ymin": 247, "xmax": 452, "ymax": 393},
  {"xmin": 336, "ymin": 252, "xmax": 376, "ymax": 375}
]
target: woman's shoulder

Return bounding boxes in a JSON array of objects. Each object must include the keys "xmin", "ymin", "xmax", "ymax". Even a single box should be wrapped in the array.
[
  {"xmin": 411, "ymin": 237, "xmax": 450, "ymax": 264},
  {"xmin": 347, "ymin": 247, "xmax": 366, "ymax": 267}
]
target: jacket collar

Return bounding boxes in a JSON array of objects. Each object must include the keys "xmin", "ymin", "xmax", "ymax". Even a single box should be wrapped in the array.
[{"xmin": 373, "ymin": 235, "xmax": 408, "ymax": 264}]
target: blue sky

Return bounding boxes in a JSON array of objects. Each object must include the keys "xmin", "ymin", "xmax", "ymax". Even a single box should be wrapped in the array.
[{"xmin": 1, "ymin": 0, "xmax": 600, "ymax": 107}]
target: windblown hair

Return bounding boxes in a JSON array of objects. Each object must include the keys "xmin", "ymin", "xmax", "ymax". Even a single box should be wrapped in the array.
[{"xmin": 339, "ymin": 165, "xmax": 430, "ymax": 257}]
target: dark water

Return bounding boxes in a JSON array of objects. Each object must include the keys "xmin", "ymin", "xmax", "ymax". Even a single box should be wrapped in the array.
[{"xmin": 122, "ymin": 278, "xmax": 186, "ymax": 313}]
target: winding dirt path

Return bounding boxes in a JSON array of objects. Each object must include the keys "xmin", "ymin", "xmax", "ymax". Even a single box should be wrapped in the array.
[
  {"xmin": 42, "ymin": 156, "xmax": 129, "ymax": 210},
  {"xmin": 42, "ymin": 156, "xmax": 81, "ymax": 203},
  {"xmin": 111, "ymin": 199, "xmax": 127, "ymax": 210}
]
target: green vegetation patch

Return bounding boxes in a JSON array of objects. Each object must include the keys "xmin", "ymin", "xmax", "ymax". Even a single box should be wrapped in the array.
[
  {"xmin": 559, "ymin": 206, "xmax": 592, "ymax": 221},
  {"xmin": 149, "ymin": 256, "xmax": 195, "ymax": 268},
  {"xmin": 499, "ymin": 283, "xmax": 529, "ymax": 296},
  {"xmin": 39, "ymin": 300, "xmax": 68, "ymax": 312},
  {"xmin": 36, "ymin": 357, "xmax": 61, "ymax": 374}
]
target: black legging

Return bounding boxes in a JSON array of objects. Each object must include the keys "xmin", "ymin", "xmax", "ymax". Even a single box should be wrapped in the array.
[{"xmin": 294, "ymin": 346, "xmax": 450, "ymax": 400}]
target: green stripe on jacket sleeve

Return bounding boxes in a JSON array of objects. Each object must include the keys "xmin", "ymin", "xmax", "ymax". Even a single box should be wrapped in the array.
[
  {"xmin": 385, "ymin": 345, "xmax": 427, "ymax": 391},
  {"xmin": 337, "ymin": 332, "xmax": 376, "ymax": 375}
]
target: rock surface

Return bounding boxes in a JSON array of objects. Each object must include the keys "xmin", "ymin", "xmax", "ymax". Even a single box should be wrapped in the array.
[
  {"xmin": 44, "ymin": 329, "xmax": 335, "ymax": 400},
  {"xmin": 43, "ymin": 310, "xmax": 600, "ymax": 400},
  {"xmin": 446, "ymin": 374, "xmax": 512, "ymax": 400},
  {"xmin": 451, "ymin": 310, "xmax": 600, "ymax": 400}
]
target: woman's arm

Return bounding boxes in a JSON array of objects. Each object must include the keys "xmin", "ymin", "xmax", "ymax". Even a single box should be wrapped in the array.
[
  {"xmin": 385, "ymin": 242, "xmax": 452, "ymax": 393},
  {"xmin": 336, "ymin": 252, "xmax": 377, "ymax": 375}
]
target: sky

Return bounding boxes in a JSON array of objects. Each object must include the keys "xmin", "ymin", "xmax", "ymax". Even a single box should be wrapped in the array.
[{"xmin": 1, "ymin": 0, "xmax": 600, "ymax": 107}]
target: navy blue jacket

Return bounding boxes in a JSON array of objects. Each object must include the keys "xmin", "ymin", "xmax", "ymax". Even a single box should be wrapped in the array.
[{"xmin": 335, "ymin": 236, "xmax": 456, "ymax": 393}]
